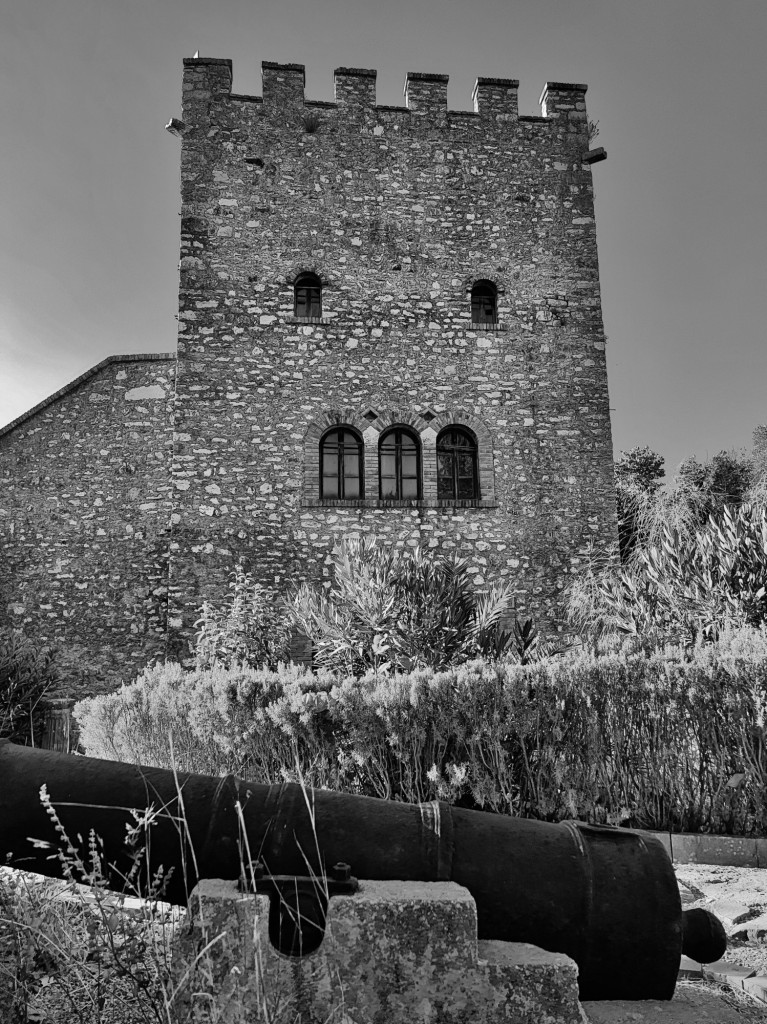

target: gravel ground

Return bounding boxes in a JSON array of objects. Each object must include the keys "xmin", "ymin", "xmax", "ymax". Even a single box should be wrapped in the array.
[{"xmin": 676, "ymin": 864, "xmax": 767, "ymax": 975}]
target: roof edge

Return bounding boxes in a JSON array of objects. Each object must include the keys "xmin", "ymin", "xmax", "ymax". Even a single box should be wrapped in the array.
[{"xmin": 0, "ymin": 353, "xmax": 176, "ymax": 438}]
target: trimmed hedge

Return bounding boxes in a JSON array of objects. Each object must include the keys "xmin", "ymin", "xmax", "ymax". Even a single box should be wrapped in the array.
[{"xmin": 75, "ymin": 630, "xmax": 767, "ymax": 835}]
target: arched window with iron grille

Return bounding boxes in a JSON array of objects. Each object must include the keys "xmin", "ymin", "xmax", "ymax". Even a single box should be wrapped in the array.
[
  {"xmin": 294, "ymin": 272, "xmax": 322, "ymax": 318},
  {"xmin": 320, "ymin": 427, "xmax": 363, "ymax": 499},
  {"xmin": 436, "ymin": 427, "xmax": 479, "ymax": 500},
  {"xmin": 470, "ymin": 280, "xmax": 497, "ymax": 324},
  {"xmin": 379, "ymin": 428, "xmax": 421, "ymax": 500}
]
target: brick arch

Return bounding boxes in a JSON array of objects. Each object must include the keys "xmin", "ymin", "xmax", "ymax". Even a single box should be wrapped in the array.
[
  {"xmin": 370, "ymin": 409, "xmax": 423, "ymax": 434},
  {"xmin": 282, "ymin": 264, "xmax": 341, "ymax": 288},
  {"xmin": 423, "ymin": 409, "xmax": 495, "ymax": 503},
  {"xmin": 303, "ymin": 409, "xmax": 369, "ymax": 500},
  {"xmin": 460, "ymin": 274, "xmax": 506, "ymax": 295}
]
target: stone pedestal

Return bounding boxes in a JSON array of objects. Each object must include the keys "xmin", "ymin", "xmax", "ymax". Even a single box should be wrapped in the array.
[{"xmin": 172, "ymin": 878, "xmax": 582, "ymax": 1023}]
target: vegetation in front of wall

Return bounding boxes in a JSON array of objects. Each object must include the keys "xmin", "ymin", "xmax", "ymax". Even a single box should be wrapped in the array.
[
  {"xmin": 289, "ymin": 535, "xmax": 544, "ymax": 674},
  {"xmin": 194, "ymin": 566, "xmax": 292, "ymax": 670},
  {"xmin": 613, "ymin": 445, "xmax": 755, "ymax": 563},
  {"xmin": 569, "ymin": 502, "xmax": 767, "ymax": 648},
  {"xmin": 193, "ymin": 537, "xmax": 550, "ymax": 676},
  {"xmin": 74, "ymin": 628, "xmax": 767, "ymax": 836},
  {"xmin": 569, "ymin": 445, "xmax": 767, "ymax": 649},
  {"xmin": 0, "ymin": 627, "xmax": 57, "ymax": 746}
]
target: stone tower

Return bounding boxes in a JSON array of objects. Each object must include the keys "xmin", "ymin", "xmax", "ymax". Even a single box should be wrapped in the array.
[
  {"xmin": 0, "ymin": 57, "xmax": 616, "ymax": 695},
  {"xmin": 165, "ymin": 58, "xmax": 615, "ymax": 658}
]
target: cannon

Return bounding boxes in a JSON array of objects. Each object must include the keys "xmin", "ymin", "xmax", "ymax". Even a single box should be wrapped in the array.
[{"xmin": 0, "ymin": 740, "xmax": 725, "ymax": 1001}]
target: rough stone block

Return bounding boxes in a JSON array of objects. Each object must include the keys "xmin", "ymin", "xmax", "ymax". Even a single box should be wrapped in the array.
[
  {"xmin": 706, "ymin": 899, "xmax": 753, "ymax": 929},
  {"xmin": 730, "ymin": 912, "xmax": 767, "ymax": 942},
  {"xmin": 172, "ymin": 878, "xmax": 582, "ymax": 1024}
]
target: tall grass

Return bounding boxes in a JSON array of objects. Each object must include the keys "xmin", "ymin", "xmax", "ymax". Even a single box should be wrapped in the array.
[{"xmin": 0, "ymin": 768, "xmax": 326, "ymax": 1023}]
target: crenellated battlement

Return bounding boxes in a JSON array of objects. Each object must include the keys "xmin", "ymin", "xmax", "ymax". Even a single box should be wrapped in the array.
[{"xmin": 181, "ymin": 56, "xmax": 588, "ymax": 124}]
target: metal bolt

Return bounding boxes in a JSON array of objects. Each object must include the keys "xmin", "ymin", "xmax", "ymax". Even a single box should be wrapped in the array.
[{"xmin": 331, "ymin": 861, "xmax": 351, "ymax": 882}]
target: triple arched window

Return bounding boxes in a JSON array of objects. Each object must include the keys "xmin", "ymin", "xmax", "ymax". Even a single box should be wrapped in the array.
[
  {"xmin": 294, "ymin": 272, "xmax": 322, "ymax": 319},
  {"xmin": 318, "ymin": 425, "xmax": 480, "ymax": 501}
]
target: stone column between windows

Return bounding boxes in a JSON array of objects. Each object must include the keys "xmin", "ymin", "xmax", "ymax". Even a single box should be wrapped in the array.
[
  {"xmin": 362, "ymin": 424, "xmax": 380, "ymax": 500},
  {"xmin": 420, "ymin": 426, "xmax": 438, "ymax": 501}
]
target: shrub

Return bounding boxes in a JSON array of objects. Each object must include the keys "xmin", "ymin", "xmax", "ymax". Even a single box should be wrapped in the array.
[
  {"xmin": 76, "ymin": 631, "xmax": 767, "ymax": 835},
  {"xmin": 288, "ymin": 535, "xmax": 519, "ymax": 673},
  {"xmin": 0, "ymin": 628, "xmax": 57, "ymax": 745},
  {"xmin": 568, "ymin": 504, "xmax": 767, "ymax": 648},
  {"xmin": 75, "ymin": 660, "xmax": 339, "ymax": 780},
  {"xmin": 194, "ymin": 566, "xmax": 292, "ymax": 670}
]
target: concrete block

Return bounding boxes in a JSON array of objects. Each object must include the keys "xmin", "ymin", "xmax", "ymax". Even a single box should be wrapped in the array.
[
  {"xmin": 671, "ymin": 834, "xmax": 759, "ymax": 867},
  {"xmin": 172, "ymin": 878, "xmax": 583, "ymax": 1024},
  {"xmin": 756, "ymin": 838, "xmax": 767, "ymax": 868},
  {"xmin": 742, "ymin": 975, "xmax": 767, "ymax": 1003},
  {"xmin": 702, "ymin": 959, "xmax": 756, "ymax": 987},
  {"xmin": 678, "ymin": 954, "xmax": 703, "ymax": 978}
]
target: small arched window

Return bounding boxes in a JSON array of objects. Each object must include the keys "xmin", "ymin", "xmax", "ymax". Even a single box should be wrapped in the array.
[
  {"xmin": 320, "ymin": 428, "xmax": 362, "ymax": 499},
  {"xmin": 379, "ymin": 428, "xmax": 420, "ymax": 500},
  {"xmin": 471, "ymin": 280, "xmax": 497, "ymax": 324},
  {"xmin": 436, "ymin": 428, "xmax": 479, "ymax": 500},
  {"xmin": 294, "ymin": 272, "xmax": 322, "ymax": 319}
]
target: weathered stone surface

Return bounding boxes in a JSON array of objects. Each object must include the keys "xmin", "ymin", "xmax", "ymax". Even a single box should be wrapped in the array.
[
  {"xmin": 166, "ymin": 59, "xmax": 616, "ymax": 666},
  {"xmin": 731, "ymin": 913, "xmax": 767, "ymax": 942},
  {"xmin": 707, "ymin": 899, "xmax": 754, "ymax": 929},
  {"xmin": 0, "ymin": 355, "xmax": 175, "ymax": 693},
  {"xmin": 0, "ymin": 58, "xmax": 617, "ymax": 693},
  {"xmin": 172, "ymin": 878, "xmax": 583, "ymax": 1024}
]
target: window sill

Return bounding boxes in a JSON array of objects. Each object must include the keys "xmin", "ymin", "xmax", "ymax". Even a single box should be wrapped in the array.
[
  {"xmin": 302, "ymin": 498, "xmax": 498, "ymax": 509},
  {"xmin": 288, "ymin": 316, "xmax": 329, "ymax": 325},
  {"xmin": 469, "ymin": 322, "xmax": 505, "ymax": 331}
]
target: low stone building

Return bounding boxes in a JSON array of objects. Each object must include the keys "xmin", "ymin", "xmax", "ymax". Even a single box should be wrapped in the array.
[{"xmin": 0, "ymin": 58, "xmax": 616, "ymax": 696}]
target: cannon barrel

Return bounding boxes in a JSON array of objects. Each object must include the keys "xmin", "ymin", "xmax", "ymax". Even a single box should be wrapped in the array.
[{"xmin": 0, "ymin": 740, "xmax": 725, "ymax": 1001}]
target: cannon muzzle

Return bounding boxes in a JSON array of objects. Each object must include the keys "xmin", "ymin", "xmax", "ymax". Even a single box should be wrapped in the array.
[{"xmin": 0, "ymin": 740, "xmax": 725, "ymax": 1000}]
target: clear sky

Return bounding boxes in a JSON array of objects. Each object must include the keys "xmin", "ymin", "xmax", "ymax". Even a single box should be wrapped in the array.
[{"xmin": 1, "ymin": 0, "xmax": 765, "ymax": 478}]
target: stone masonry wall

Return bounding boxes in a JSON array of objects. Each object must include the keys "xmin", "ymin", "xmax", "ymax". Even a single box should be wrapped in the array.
[
  {"xmin": 166, "ymin": 58, "xmax": 617, "ymax": 653},
  {"xmin": 0, "ymin": 355, "xmax": 175, "ymax": 695}
]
